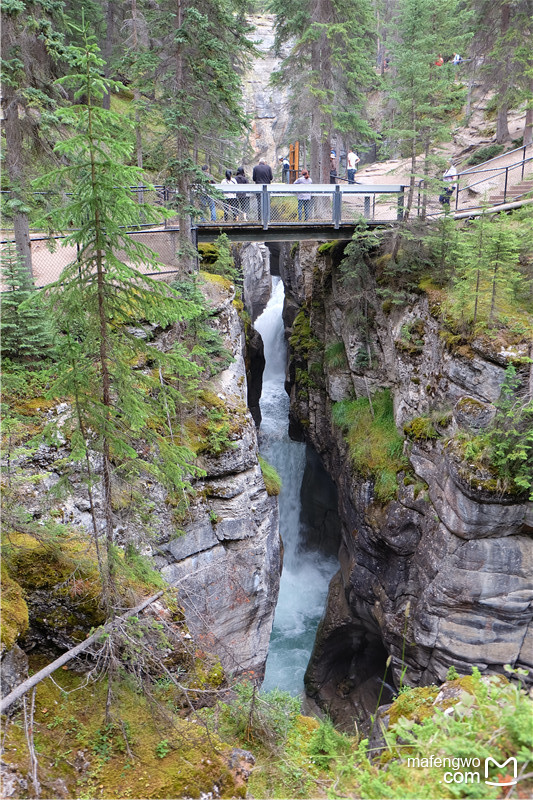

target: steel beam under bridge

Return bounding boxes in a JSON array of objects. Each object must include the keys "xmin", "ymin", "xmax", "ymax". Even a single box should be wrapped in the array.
[
  {"xmin": 195, "ymin": 221, "xmax": 392, "ymax": 243},
  {"xmin": 192, "ymin": 182, "xmax": 406, "ymax": 242}
]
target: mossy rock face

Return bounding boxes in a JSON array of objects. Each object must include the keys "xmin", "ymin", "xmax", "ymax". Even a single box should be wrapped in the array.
[
  {"xmin": 454, "ymin": 395, "xmax": 494, "ymax": 430},
  {"xmin": 2, "ymin": 532, "xmax": 166, "ymax": 652},
  {"xmin": 0, "ymin": 564, "xmax": 29, "ymax": 653},
  {"xmin": 198, "ymin": 243, "xmax": 219, "ymax": 265}
]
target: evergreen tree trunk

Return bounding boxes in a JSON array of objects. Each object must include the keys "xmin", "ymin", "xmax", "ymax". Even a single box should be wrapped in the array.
[
  {"xmin": 495, "ymin": 3, "xmax": 510, "ymax": 143},
  {"xmin": 405, "ymin": 124, "xmax": 417, "ymax": 220},
  {"xmin": 130, "ymin": 0, "xmax": 144, "ymax": 200},
  {"xmin": 3, "ymin": 95, "xmax": 33, "ymax": 284},
  {"xmin": 102, "ymin": 0, "xmax": 116, "ymax": 110},
  {"xmin": 496, "ymin": 101, "xmax": 510, "ymax": 143},
  {"xmin": 524, "ymin": 78, "xmax": 533, "ymax": 146},
  {"xmin": 421, "ymin": 139, "xmax": 430, "ymax": 220},
  {"xmin": 310, "ymin": 113, "xmax": 321, "ymax": 183},
  {"xmin": 87, "ymin": 89, "xmax": 117, "ymax": 607},
  {"xmin": 174, "ymin": 0, "xmax": 194, "ymax": 270}
]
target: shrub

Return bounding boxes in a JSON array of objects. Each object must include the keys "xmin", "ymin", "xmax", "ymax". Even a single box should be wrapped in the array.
[{"xmin": 467, "ymin": 144, "xmax": 504, "ymax": 166}]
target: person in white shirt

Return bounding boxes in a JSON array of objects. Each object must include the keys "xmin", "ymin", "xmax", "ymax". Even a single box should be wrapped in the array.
[
  {"xmin": 221, "ymin": 170, "xmax": 238, "ymax": 220},
  {"xmin": 294, "ymin": 169, "xmax": 313, "ymax": 220},
  {"xmin": 347, "ymin": 149, "xmax": 361, "ymax": 184}
]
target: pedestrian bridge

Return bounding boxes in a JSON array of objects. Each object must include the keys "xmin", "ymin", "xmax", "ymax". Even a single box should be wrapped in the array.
[{"xmin": 191, "ymin": 183, "xmax": 406, "ymax": 242}]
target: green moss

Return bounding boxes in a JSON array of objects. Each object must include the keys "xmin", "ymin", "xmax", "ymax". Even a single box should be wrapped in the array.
[
  {"xmin": 456, "ymin": 396, "xmax": 486, "ymax": 413},
  {"xmin": 199, "ymin": 270, "xmax": 233, "ymax": 292},
  {"xmin": 317, "ymin": 240, "xmax": 338, "ymax": 255},
  {"xmin": 289, "ymin": 309, "xmax": 322, "ymax": 360},
  {"xmin": 2, "ymin": 664, "xmax": 240, "ymax": 800},
  {"xmin": 198, "ymin": 243, "xmax": 219, "ymax": 265},
  {"xmin": 332, "ymin": 390, "xmax": 407, "ymax": 503},
  {"xmin": 0, "ymin": 563, "xmax": 29, "ymax": 651},
  {"xmin": 403, "ymin": 415, "xmax": 440, "ymax": 441},
  {"xmin": 258, "ymin": 455, "xmax": 282, "ymax": 496},
  {"xmin": 388, "ymin": 685, "xmax": 440, "ymax": 726}
]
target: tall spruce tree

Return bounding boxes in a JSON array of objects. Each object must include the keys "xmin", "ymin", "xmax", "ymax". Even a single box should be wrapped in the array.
[
  {"xmin": 385, "ymin": 0, "xmax": 470, "ymax": 218},
  {"xmin": 1, "ymin": 0, "xmax": 68, "ymax": 282},
  {"xmin": 271, "ymin": 0, "xmax": 375, "ymax": 182},
  {"xmin": 470, "ymin": 0, "xmax": 533, "ymax": 144},
  {"xmin": 36, "ymin": 23, "xmax": 204, "ymax": 609},
  {"xmin": 141, "ymin": 0, "xmax": 255, "ymax": 265}
]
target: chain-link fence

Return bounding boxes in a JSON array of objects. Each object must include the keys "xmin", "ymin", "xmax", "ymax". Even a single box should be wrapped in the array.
[{"xmin": 1, "ymin": 229, "xmax": 185, "ymax": 290}]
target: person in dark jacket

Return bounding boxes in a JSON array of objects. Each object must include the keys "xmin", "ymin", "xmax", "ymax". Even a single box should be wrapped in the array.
[
  {"xmin": 252, "ymin": 158, "xmax": 273, "ymax": 219},
  {"xmin": 235, "ymin": 166, "xmax": 249, "ymax": 220}
]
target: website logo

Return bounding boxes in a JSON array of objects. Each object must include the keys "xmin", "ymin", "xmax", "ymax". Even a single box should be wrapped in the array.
[{"xmin": 485, "ymin": 756, "xmax": 517, "ymax": 786}]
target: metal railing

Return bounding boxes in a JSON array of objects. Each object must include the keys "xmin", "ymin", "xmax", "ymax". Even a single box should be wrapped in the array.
[
  {"xmin": 194, "ymin": 183, "xmax": 407, "ymax": 229},
  {"xmin": 454, "ymin": 143, "xmax": 533, "ymax": 212}
]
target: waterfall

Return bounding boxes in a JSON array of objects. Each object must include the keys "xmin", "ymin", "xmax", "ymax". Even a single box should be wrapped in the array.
[{"xmin": 255, "ymin": 277, "xmax": 337, "ymax": 695}]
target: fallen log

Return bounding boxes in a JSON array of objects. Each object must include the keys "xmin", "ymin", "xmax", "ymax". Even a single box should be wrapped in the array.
[{"xmin": 1, "ymin": 590, "xmax": 164, "ymax": 714}]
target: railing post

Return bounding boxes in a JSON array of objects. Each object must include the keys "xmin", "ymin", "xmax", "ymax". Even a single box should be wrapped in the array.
[
  {"xmin": 261, "ymin": 185, "xmax": 270, "ymax": 230},
  {"xmin": 522, "ymin": 145, "xmax": 526, "ymax": 180},
  {"xmin": 503, "ymin": 166, "xmax": 509, "ymax": 203},
  {"xmin": 333, "ymin": 185, "xmax": 341, "ymax": 229},
  {"xmin": 364, "ymin": 195, "xmax": 371, "ymax": 217},
  {"xmin": 397, "ymin": 190, "xmax": 405, "ymax": 220}
]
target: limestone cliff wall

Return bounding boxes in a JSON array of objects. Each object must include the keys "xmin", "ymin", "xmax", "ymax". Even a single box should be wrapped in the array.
[
  {"xmin": 282, "ymin": 241, "xmax": 532, "ymax": 726},
  {"xmin": 3, "ymin": 274, "xmax": 280, "ymax": 683},
  {"xmin": 241, "ymin": 15, "xmax": 290, "ymax": 170},
  {"xmin": 158, "ymin": 275, "xmax": 280, "ymax": 678}
]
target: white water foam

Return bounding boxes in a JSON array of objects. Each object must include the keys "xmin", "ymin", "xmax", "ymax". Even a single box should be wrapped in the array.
[{"xmin": 255, "ymin": 277, "xmax": 337, "ymax": 694}]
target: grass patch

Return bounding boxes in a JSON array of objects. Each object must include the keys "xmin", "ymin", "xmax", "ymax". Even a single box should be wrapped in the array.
[
  {"xmin": 332, "ymin": 389, "xmax": 407, "ymax": 502},
  {"xmin": 258, "ymin": 455, "xmax": 282, "ymax": 496}
]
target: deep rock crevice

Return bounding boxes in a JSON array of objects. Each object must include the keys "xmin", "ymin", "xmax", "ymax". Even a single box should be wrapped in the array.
[{"xmin": 279, "ymin": 240, "xmax": 532, "ymax": 728}]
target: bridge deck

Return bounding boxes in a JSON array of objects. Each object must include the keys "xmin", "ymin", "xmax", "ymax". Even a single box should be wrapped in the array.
[{"xmin": 195, "ymin": 220, "xmax": 392, "ymax": 243}]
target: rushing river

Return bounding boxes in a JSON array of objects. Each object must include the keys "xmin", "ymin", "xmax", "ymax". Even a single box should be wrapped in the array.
[{"xmin": 255, "ymin": 277, "xmax": 337, "ymax": 695}]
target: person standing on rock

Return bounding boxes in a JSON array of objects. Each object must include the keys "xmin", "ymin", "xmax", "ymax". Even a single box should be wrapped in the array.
[
  {"xmin": 294, "ymin": 169, "xmax": 313, "ymax": 221},
  {"xmin": 252, "ymin": 158, "xmax": 273, "ymax": 219},
  {"xmin": 347, "ymin": 148, "xmax": 361, "ymax": 184}
]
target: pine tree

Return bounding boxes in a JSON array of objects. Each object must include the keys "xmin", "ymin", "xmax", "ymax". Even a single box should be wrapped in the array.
[
  {"xmin": 36, "ymin": 22, "xmax": 205, "ymax": 609},
  {"xmin": 0, "ymin": 243, "xmax": 54, "ymax": 359},
  {"xmin": 470, "ymin": 0, "xmax": 533, "ymax": 144},
  {"xmin": 1, "ymin": 0, "xmax": 68, "ymax": 282},
  {"xmin": 487, "ymin": 365, "xmax": 533, "ymax": 499},
  {"xmin": 140, "ymin": 0, "xmax": 255, "ymax": 265},
  {"xmin": 271, "ymin": 0, "xmax": 375, "ymax": 182},
  {"xmin": 385, "ymin": 0, "xmax": 471, "ymax": 218}
]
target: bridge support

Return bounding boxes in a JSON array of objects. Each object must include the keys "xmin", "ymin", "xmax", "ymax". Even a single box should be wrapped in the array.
[
  {"xmin": 333, "ymin": 185, "xmax": 341, "ymax": 229},
  {"xmin": 261, "ymin": 185, "xmax": 270, "ymax": 230},
  {"xmin": 397, "ymin": 191, "xmax": 405, "ymax": 220}
]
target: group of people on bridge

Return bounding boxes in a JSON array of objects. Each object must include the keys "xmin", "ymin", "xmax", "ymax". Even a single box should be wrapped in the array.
[{"xmin": 198, "ymin": 147, "xmax": 363, "ymax": 223}]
